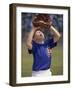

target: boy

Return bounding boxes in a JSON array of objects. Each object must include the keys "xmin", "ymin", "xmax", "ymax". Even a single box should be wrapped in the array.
[{"xmin": 26, "ymin": 14, "xmax": 61, "ymax": 77}]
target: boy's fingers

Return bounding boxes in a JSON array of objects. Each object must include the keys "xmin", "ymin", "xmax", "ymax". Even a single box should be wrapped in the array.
[{"xmin": 32, "ymin": 25, "xmax": 41, "ymax": 31}]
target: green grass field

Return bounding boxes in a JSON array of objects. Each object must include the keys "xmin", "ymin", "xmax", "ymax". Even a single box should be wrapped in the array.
[{"xmin": 21, "ymin": 42, "xmax": 63, "ymax": 77}]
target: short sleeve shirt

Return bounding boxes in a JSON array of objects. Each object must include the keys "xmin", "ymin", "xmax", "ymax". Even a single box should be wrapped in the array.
[{"xmin": 30, "ymin": 38, "xmax": 57, "ymax": 71}]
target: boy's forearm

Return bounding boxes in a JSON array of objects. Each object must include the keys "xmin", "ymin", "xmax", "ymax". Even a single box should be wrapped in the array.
[
  {"xmin": 27, "ymin": 30, "xmax": 34, "ymax": 45},
  {"xmin": 26, "ymin": 26, "xmax": 41, "ymax": 49},
  {"xmin": 26, "ymin": 30, "xmax": 34, "ymax": 49},
  {"xmin": 50, "ymin": 26, "xmax": 61, "ymax": 42}
]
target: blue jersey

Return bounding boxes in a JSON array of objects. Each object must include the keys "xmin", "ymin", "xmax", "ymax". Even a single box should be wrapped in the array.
[{"xmin": 29, "ymin": 38, "xmax": 57, "ymax": 71}]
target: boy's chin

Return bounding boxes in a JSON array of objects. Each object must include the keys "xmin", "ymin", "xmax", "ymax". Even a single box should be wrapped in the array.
[{"xmin": 39, "ymin": 38, "xmax": 45, "ymax": 41}]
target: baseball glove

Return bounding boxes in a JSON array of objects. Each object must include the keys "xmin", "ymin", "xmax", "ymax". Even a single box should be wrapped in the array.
[{"xmin": 32, "ymin": 14, "xmax": 52, "ymax": 29}]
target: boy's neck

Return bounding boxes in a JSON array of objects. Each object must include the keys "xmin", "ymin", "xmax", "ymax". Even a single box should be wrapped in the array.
[{"xmin": 34, "ymin": 39, "xmax": 44, "ymax": 44}]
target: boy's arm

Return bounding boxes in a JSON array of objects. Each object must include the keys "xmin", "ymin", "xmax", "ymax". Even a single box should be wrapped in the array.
[
  {"xmin": 38, "ymin": 21, "xmax": 61, "ymax": 42},
  {"xmin": 26, "ymin": 26, "xmax": 40, "ymax": 50},
  {"xmin": 26, "ymin": 26, "xmax": 35, "ymax": 50},
  {"xmin": 50, "ymin": 26, "xmax": 61, "ymax": 42},
  {"xmin": 38, "ymin": 20, "xmax": 61, "ymax": 42}
]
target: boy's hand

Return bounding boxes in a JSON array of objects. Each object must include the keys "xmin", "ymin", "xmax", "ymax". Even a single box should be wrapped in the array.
[
  {"xmin": 33, "ymin": 20, "xmax": 46, "ymax": 28},
  {"xmin": 37, "ymin": 21, "xmax": 47, "ymax": 28},
  {"xmin": 38, "ymin": 20, "xmax": 52, "ymax": 29},
  {"xmin": 32, "ymin": 25, "xmax": 41, "ymax": 31},
  {"xmin": 46, "ymin": 21, "xmax": 52, "ymax": 29}
]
